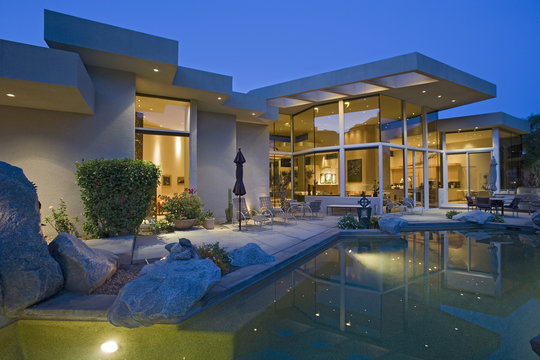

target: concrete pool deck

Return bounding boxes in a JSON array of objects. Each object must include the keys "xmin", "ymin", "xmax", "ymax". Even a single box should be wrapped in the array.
[{"xmin": 19, "ymin": 209, "xmax": 539, "ymax": 323}]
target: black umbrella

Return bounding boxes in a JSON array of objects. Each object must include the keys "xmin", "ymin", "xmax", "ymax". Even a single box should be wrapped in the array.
[{"xmin": 233, "ymin": 148, "xmax": 246, "ymax": 230}]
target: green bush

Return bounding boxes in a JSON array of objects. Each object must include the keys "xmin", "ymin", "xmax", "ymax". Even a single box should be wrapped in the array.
[
  {"xmin": 197, "ymin": 242, "xmax": 231, "ymax": 275},
  {"xmin": 337, "ymin": 214, "xmax": 366, "ymax": 230},
  {"xmin": 44, "ymin": 199, "xmax": 79, "ymax": 236},
  {"xmin": 75, "ymin": 158, "xmax": 161, "ymax": 237},
  {"xmin": 446, "ymin": 210, "xmax": 461, "ymax": 219},
  {"xmin": 370, "ymin": 216, "xmax": 380, "ymax": 229},
  {"xmin": 492, "ymin": 214, "xmax": 504, "ymax": 223},
  {"xmin": 150, "ymin": 218, "xmax": 174, "ymax": 234},
  {"xmin": 159, "ymin": 188, "xmax": 203, "ymax": 222}
]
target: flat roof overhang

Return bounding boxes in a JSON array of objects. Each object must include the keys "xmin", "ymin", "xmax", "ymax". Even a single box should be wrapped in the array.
[
  {"xmin": 0, "ymin": 40, "xmax": 94, "ymax": 114},
  {"xmin": 438, "ymin": 112, "xmax": 529, "ymax": 134},
  {"xmin": 249, "ymin": 52, "xmax": 496, "ymax": 115}
]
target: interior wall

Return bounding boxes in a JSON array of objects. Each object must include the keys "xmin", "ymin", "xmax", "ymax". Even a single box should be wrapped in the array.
[
  {"xmin": 236, "ymin": 122, "xmax": 270, "ymax": 211},
  {"xmin": 0, "ymin": 66, "xmax": 135, "ymax": 237},
  {"xmin": 196, "ymin": 111, "xmax": 236, "ymax": 221}
]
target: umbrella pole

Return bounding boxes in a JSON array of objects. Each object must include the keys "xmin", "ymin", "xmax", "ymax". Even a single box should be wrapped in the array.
[{"xmin": 238, "ymin": 196, "xmax": 242, "ymax": 231}]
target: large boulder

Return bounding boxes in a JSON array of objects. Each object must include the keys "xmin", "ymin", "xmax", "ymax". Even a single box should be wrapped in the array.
[
  {"xmin": 453, "ymin": 210, "xmax": 494, "ymax": 224},
  {"xmin": 531, "ymin": 209, "xmax": 540, "ymax": 227},
  {"xmin": 378, "ymin": 216, "xmax": 408, "ymax": 235},
  {"xmin": 108, "ymin": 258, "xmax": 221, "ymax": 328},
  {"xmin": 229, "ymin": 243, "xmax": 274, "ymax": 267},
  {"xmin": 0, "ymin": 162, "xmax": 64, "ymax": 316},
  {"xmin": 48, "ymin": 233, "xmax": 119, "ymax": 294},
  {"xmin": 531, "ymin": 333, "xmax": 540, "ymax": 356}
]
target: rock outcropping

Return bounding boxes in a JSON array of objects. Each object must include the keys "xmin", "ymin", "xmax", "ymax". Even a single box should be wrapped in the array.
[
  {"xmin": 108, "ymin": 238, "xmax": 220, "ymax": 328},
  {"xmin": 229, "ymin": 243, "xmax": 274, "ymax": 267},
  {"xmin": 378, "ymin": 216, "xmax": 408, "ymax": 235},
  {"xmin": 48, "ymin": 233, "xmax": 119, "ymax": 294},
  {"xmin": 0, "ymin": 161, "xmax": 64, "ymax": 316},
  {"xmin": 453, "ymin": 210, "xmax": 493, "ymax": 224}
]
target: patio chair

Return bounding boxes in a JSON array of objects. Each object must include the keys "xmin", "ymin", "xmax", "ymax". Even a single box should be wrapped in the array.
[
  {"xmin": 308, "ymin": 200, "xmax": 322, "ymax": 218},
  {"xmin": 503, "ymin": 197, "xmax": 520, "ymax": 217},
  {"xmin": 403, "ymin": 197, "xmax": 423, "ymax": 215},
  {"xmin": 232, "ymin": 197, "xmax": 252, "ymax": 225},
  {"xmin": 475, "ymin": 197, "xmax": 492, "ymax": 212},
  {"xmin": 385, "ymin": 198, "xmax": 407, "ymax": 214},
  {"xmin": 466, "ymin": 195, "xmax": 476, "ymax": 211},
  {"xmin": 259, "ymin": 196, "xmax": 297, "ymax": 224}
]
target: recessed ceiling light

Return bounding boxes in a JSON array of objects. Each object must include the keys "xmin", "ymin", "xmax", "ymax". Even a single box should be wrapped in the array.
[
  {"xmin": 153, "ymin": 68, "xmax": 159, "ymax": 72},
  {"xmin": 6, "ymin": 93, "xmax": 15, "ymax": 97},
  {"xmin": 451, "ymin": 99, "xmax": 456, "ymax": 103},
  {"xmin": 437, "ymin": 95, "xmax": 442, "ymax": 98},
  {"xmin": 252, "ymin": 113, "xmax": 256, "ymax": 116},
  {"xmin": 150, "ymin": 108, "xmax": 153, "ymax": 111},
  {"xmin": 218, "ymin": 97, "xmax": 222, "ymax": 100}
]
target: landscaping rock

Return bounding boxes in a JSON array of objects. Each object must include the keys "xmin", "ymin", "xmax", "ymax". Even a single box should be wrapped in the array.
[
  {"xmin": 378, "ymin": 216, "xmax": 408, "ymax": 235},
  {"xmin": 530, "ymin": 333, "xmax": 540, "ymax": 356},
  {"xmin": 0, "ymin": 161, "xmax": 64, "ymax": 316},
  {"xmin": 229, "ymin": 243, "xmax": 275, "ymax": 267},
  {"xmin": 531, "ymin": 209, "xmax": 540, "ymax": 227},
  {"xmin": 164, "ymin": 238, "xmax": 200, "ymax": 260},
  {"xmin": 107, "ymin": 258, "xmax": 221, "ymax": 328},
  {"xmin": 453, "ymin": 210, "xmax": 493, "ymax": 224},
  {"xmin": 48, "ymin": 233, "xmax": 119, "ymax": 294}
]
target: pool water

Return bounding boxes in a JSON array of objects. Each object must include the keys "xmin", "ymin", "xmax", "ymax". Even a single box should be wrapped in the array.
[
  {"xmin": 2, "ymin": 230, "xmax": 540, "ymax": 359},
  {"xmin": 187, "ymin": 229, "xmax": 540, "ymax": 359}
]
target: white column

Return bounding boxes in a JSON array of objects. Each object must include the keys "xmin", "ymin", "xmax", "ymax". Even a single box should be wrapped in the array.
[
  {"xmin": 339, "ymin": 100, "xmax": 346, "ymax": 197},
  {"xmin": 422, "ymin": 107, "xmax": 429, "ymax": 208},
  {"xmin": 403, "ymin": 100, "xmax": 408, "ymax": 199},
  {"xmin": 492, "ymin": 127, "xmax": 500, "ymax": 192},
  {"xmin": 378, "ymin": 143, "xmax": 384, "ymax": 213},
  {"xmin": 189, "ymin": 100, "xmax": 198, "ymax": 189},
  {"xmin": 290, "ymin": 116, "xmax": 295, "ymax": 198},
  {"xmin": 441, "ymin": 132, "xmax": 448, "ymax": 207}
]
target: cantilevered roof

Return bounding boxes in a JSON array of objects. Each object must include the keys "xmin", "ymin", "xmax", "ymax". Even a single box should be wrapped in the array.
[
  {"xmin": 438, "ymin": 112, "xmax": 529, "ymax": 134},
  {"xmin": 249, "ymin": 52, "xmax": 496, "ymax": 115},
  {"xmin": 0, "ymin": 40, "xmax": 94, "ymax": 114}
]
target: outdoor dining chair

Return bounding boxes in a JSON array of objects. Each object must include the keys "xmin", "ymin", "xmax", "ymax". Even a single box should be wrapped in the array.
[
  {"xmin": 503, "ymin": 197, "xmax": 520, "ymax": 217},
  {"xmin": 232, "ymin": 197, "xmax": 253, "ymax": 225},
  {"xmin": 466, "ymin": 195, "xmax": 476, "ymax": 211},
  {"xmin": 475, "ymin": 197, "xmax": 492, "ymax": 212},
  {"xmin": 259, "ymin": 196, "xmax": 297, "ymax": 224}
]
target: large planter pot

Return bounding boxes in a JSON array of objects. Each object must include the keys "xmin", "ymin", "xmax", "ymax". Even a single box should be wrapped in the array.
[
  {"xmin": 202, "ymin": 218, "xmax": 215, "ymax": 230},
  {"xmin": 173, "ymin": 218, "xmax": 197, "ymax": 230}
]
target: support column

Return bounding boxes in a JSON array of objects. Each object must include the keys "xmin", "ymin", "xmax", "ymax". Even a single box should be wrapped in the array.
[
  {"xmin": 189, "ymin": 100, "xmax": 198, "ymax": 189},
  {"xmin": 403, "ymin": 101, "xmax": 408, "ymax": 199},
  {"xmin": 422, "ymin": 107, "xmax": 429, "ymax": 209},
  {"xmin": 379, "ymin": 144, "xmax": 384, "ymax": 213},
  {"xmin": 492, "ymin": 128, "xmax": 500, "ymax": 192},
  {"xmin": 339, "ymin": 100, "xmax": 346, "ymax": 197}
]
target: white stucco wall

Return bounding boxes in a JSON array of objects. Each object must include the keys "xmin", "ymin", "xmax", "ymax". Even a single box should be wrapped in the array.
[
  {"xmin": 196, "ymin": 111, "xmax": 236, "ymax": 222},
  {"xmin": 0, "ymin": 66, "xmax": 135, "ymax": 237},
  {"xmin": 236, "ymin": 122, "xmax": 270, "ymax": 211}
]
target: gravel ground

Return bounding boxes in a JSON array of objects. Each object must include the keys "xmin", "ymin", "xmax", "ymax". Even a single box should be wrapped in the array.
[{"xmin": 93, "ymin": 264, "xmax": 145, "ymax": 295}]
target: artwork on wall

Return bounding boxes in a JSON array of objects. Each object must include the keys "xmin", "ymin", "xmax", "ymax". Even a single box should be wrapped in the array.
[
  {"xmin": 162, "ymin": 175, "xmax": 171, "ymax": 186},
  {"xmin": 177, "ymin": 176, "xmax": 185, "ymax": 185},
  {"xmin": 347, "ymin": 159, "xmax": 362, "ymax": 182}
]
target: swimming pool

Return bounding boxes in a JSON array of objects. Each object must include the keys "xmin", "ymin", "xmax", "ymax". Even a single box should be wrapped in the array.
[{"xmin": 2, "ymin": 229, "xmax": 540, "ymax": 359}]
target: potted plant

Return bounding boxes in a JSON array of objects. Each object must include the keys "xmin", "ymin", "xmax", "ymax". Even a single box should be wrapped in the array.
[
  {"xmin": 159, "ymin": 189, "xmax": 203, "ymax": 230},
  {"xmin": 201, "ymin": 210, "xmax": 215, "ymax": 230}
]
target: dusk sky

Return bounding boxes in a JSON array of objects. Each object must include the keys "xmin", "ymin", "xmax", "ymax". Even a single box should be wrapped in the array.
[{"xmin": 1, "ymin": 0, "xmax": 538, "ymax": 120}]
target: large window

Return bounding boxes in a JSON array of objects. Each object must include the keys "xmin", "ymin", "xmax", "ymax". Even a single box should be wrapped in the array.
[
  {"xmin": 380, "ymin": 95, "xmax": 403, "ymax": 145},
  {"xmin": 382, "ymin": 147, "xmax": 404, "ymax": 203},
  {"xmin": 428, "ymin": 152, "xmax": 442, "ymax": 207},
  {"xmin": 499, "ymin": 130, "xmax": 522, "ymax": 190},
  {"xmin": 314, "ymin": 151, "xmax": 339, "ymax": 196},
  {"xmin": 406, "ymin": 103, "xmax": 422, "ymax": 147},
  {"xmin": 270, "ymin": 114, "xmax": 291, "ymax": 152},
  {"xmin": 314, "ymin": 103, "xmax": 339, "ymax": 148},
  {"xmin": 135, "ymin": 95, "xmax": 190, "ymax": 200},
  {"xmin": 270, "ymin": 154, "xmax": 291, "ymax": 206},
  {"xmin": 427, "ymin": 111, "xmax": 440, "ymax": 149},
  {"xmin": 345, "ymin": 148, "xmax": 379, "ymax": 197},
  {"xmin": 344, "ymin": 96, "xmax": 380, "ymax": 145},
  {"xmin": 446, "ymin": 129, "xmax": 492, "ymax": 150},
  {"xmin": 293, "ymin": 109, "xmax": 315, "ymax": 151},
  {"xmin": 293, "ymin": 154, "xmax": 315, "ymax": 201}
]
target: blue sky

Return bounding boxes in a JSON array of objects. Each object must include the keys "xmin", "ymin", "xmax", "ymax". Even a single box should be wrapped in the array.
[{"xmin": 1, "ymin": 0, "xmax": 538, "ymax": 120}]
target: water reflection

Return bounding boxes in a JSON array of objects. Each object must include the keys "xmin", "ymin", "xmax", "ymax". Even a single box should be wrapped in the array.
[{"xmin": 186, "ymin": 230, "xmax": 540, "ymax": 359}]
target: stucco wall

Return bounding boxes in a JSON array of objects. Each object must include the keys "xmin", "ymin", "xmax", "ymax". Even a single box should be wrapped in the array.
[
  {"xmin": 196, "ymin": 111, "xmax": 236, "ymax": 222},
  {"xmin": 0, "ymin": 66, "xmax": 135, "ymax": 237},
  {"xmin": 236, "ymin": 122, "xmax": 269, "ymax": 211}
]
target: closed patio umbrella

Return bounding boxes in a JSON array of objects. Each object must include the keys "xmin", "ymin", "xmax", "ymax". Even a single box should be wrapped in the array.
[
  {"xmin": 486, "ymin": 157, "xmax": 498, "ymax": 194},
  {"xmin": 233, "ymin": 148, "xmax": 246, "ymax": 230}
]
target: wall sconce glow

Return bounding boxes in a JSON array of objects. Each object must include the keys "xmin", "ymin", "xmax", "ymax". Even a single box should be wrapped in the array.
[
  {"xmin": 100, "ymin": 341, "xmax": 118, "ymax": 353},
  {"xmin": 153, "ymin": 68, "xmax": 159, "ymax": 72},
  {"xmin": 6, "ymin": 93, "xmax": 15, "ymax": 97}
]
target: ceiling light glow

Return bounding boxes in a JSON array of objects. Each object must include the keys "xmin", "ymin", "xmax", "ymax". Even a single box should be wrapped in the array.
[
  {"xmin": 153, "ymin": 68, "xmax": 159, "ymax": 72},
  {"xmin": 6, "ymin": 93, "xmax": 15, "ymax": 97}
]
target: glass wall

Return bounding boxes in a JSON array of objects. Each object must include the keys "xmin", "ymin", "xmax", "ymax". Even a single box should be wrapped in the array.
[
  {"xmin": 407, "ymin": 150, "xmax": 424, "ymax": 206},
  {"xmin": 469, "ymin": 152, "xmax": 492, "ymax": 197},
  {"xmin": 314, "ymin": 103, "xmax": 340, "ymax": 148},
  {"xmin": 314, "ymin": 151, "xmax": 339, "ymax": 196},
  {"xmin": 447, "ymin": 153, "xmax": 467, "ymax": 203},
  {"xmin": 446, "ymin": 129, "xmax": 492, "ymax": 150},
  {"xmin": 269, "ymin": 154, "xmax": 292, "ymax": 207},
  {"xmin": 293, "ymin": 154, "xmax": 315, "ymax": 201},
  {"xmin": 427, "ymin": 112, "xmax": 441, "ymax": 149},
  {"xmin": 344, "ymin": 96, "xmax": 380, "ymax": 144},
  {"xmin": 293, "ymin": 109, "xmax": 314, "ymax": 151},
  {"xmin": 428, "ymin": 152, "xmax": 442, "ymax": 207},
  {"xmin": 499, "ymin": 130, "xmax": 522, "ymax": 190},
  {"xmin": 380, "ymin": 95, "xmax": 403, "ymax": 145},
  {"xmin": 406, "ymin": 103, "xmax": 422, "ymax": 147},
  {"xmin": 345, "ymin": 148, "xmax": 379, "ymax": 197},
  {"xmin": 135, "ymin": 95, "xmax": 189, "ymax": 131},
  {"xmin": 382, "ymin": 147, "xmax": 404, "ymax": 203},
  {"xmin": 270, "ymin": 114, "xmax": 291, "ymax": 152}
]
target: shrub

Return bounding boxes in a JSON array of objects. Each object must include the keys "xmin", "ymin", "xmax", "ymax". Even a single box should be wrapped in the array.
[
  {"xmin": 75, "ymin": 158, "xmax": 160, "ymax": 238},
  {"xmin": 492, "ymin": 214, "xmax": 504, "ymax": 223},
  {"xmin": 370, "ymin": 216, "xmax": 380, "ymax": 229},
  {"xmin": 150, "ymin": 218, "xmax": 174, "ymax": 234},
  {"xmin": 337, "ymin": 214, "xmax": 366, "ymax": 230},
  {"xmin": 197, "ymin": 242, "xmax": 231, "ymax": 275},
  {"xmin": 44, "ymin": 199, "xmax": 79, "ymax": 236},
  {"xmin": 446, "ymin": 210, "xmax": 461, "ymax": 219},
  {"xmin": 159, "ymin": 188, "xmax": 203, "ymax": 222}
]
